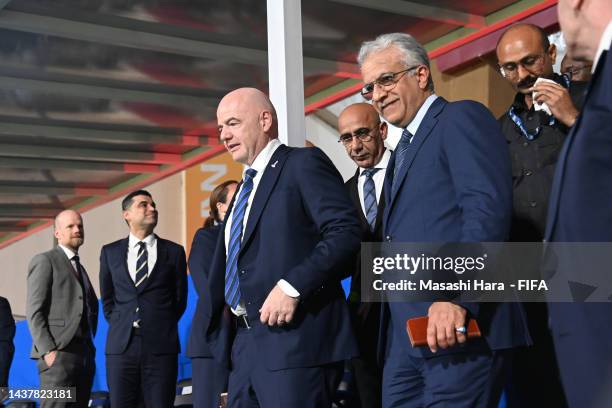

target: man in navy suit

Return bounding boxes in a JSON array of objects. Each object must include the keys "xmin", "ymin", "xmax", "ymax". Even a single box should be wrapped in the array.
[
  {"xmin": 358, "ymin": 33, "xmax": 531, "ymax": 407},
  {"xmin": 543, "ymin": 2, "xmax": 612, "ymax": 407},
  {"xmin": 207, "ymin": 87, "xmax": 361, "ymax": 407},
  {"xmin": 339, "ymin": 103, "xmax": 389, "ymax": 408},
  {"xmin": 100, "ymin": 190, "xmax": 187, "ymax": 408}
]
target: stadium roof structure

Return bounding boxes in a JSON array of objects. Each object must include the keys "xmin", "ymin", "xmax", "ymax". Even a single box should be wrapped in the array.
[{"xmin": 0, "ymin": 0, "xmax": 559, "ymax": 248}]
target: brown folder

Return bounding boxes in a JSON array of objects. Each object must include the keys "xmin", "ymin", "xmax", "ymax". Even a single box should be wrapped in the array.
[{"xmin": 406, "ymin": 316, "xmax": 481, "ymax": 347}]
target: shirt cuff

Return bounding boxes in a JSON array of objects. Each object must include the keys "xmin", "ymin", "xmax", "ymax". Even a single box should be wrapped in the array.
[{"xmin": 278, "ymin": 279, "xmax": 300, "ymax": 298}]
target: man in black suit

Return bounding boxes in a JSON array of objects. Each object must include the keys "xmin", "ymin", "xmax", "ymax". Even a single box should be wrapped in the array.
[
  {"xmin": 99, "ymin": 190, "xmax": 187, "ymax": 408},
  {"xmin": 338, "ymin": 102, "xmax": 389, "ymax": 408},
  {"xmin": 0, "ymin": 296, "xmax": 15, "ymax": 407}
]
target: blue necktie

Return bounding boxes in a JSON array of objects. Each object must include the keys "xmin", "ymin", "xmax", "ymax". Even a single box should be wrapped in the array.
[
  {"xmin": 225, "ymin": 168, "xmax": 258, "ymax": 309},
  {"xmin": 362, "ymin": 168, "xmax": 380, "ymax": 231},
  {"xmin": 392, "ymin": 128, "xmax": 413, "ymax": 193}
]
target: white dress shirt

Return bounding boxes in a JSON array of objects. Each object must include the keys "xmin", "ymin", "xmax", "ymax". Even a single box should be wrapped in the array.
[
  {"xmin": 127, "ymin": 233, "xmax": 157, "ymax": 283},
  {"xmin": 593, "ymin": 21, "xmax": 612, "ymax": 72},
  {"xmin": 58, "ymin": 244, "xmax": 80, "ymax": 274},
  {"xmin": 357, "ymin": 148, "xmax": 391, "ymax": 215},
  {"xmin": 406, "ymin": 94, "xmax": 439, "ymax": 138}
]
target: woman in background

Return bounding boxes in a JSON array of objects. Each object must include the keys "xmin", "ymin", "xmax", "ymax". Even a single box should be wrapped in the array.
[{"xmin": 187, "ymin": 180, "xmax": 237, "ymax": 408}]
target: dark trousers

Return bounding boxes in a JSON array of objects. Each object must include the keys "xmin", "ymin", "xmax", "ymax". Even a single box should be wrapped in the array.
[
  {"xmin": 0, "ymin": 341, "xmax": 14, "ymax": 407},
  {"xmin": 382, "ymin": 341, "xmax": 511, "ymax": 408},
  {"xmin": 227, "ymin": 326, "xmax": 343, "ymax": 408},
  {"xmin": 506, "ymin": 303, "xmax": 567, "ymax": 408},
  {"xmin": 106, "ymin": 331, "xmax": 178, "ymax": 408},
  {"xmin": 0, "ymin": 341, "xmax": 13, "ymax": 387},
  {"xmin": 191, "ymin": 357, "xmax": 229, "ymax": 408},
  {"xmin": 351, "ymin": 356, "xmax": 382, "ymax": 408},
  {"xmin": 36, "ymin": 338, "xmax": 95, "ymax": 408}
]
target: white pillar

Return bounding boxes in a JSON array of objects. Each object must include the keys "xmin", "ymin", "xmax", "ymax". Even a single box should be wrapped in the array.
[{"xmin": 266, "ymin": 0, "xmax": 306, "ymax": 147}]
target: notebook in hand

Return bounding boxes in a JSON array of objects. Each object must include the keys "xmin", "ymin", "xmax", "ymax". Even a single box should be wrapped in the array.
[{"xmin": 406, "ymin": 316, "xmax": 481, "ymax": 347}]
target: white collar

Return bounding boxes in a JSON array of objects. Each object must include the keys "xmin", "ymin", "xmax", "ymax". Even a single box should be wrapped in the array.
[
  {"xmin": 593, "ymin": 20, "xmax": 612, "ymax": 72},
  {"xmin": 406, "ymin": 94, "xmax": 439, "ymax": 136},
  {"xmin": 129, "ymin": 233, "xmax": 156, "ymax": 249},
  {"xmin": 359, "ymin": 148, "xmax": 391, "ymax": 176},
  {"xmin": 58, "ymin": 244, "xmax": 77, "ymax": 260},
  {"xmin": 246, "ymin": 138, "xmax": 282, "ymax": 175}
]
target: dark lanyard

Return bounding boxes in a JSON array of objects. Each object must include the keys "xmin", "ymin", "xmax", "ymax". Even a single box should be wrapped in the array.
[{"xmin": 507, "ymin": 75, "xmax": 571, "ymax": 141}]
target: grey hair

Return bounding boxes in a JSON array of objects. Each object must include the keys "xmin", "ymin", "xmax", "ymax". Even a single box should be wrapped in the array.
[{"xmin": 357, "ymin": 32, "xmax": 434, "ymax": 92}]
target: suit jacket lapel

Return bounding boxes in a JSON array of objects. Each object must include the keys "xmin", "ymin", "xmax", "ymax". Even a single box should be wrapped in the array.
[
  {"xmin": 54, "ymin": 246, "xmax": 78, "ymax": 283},
  {"xmin": 388, "ymin": 97, "xmax": 445, "ymax": 211},
  {"xmin": 348, "ymin": 170, "xmax": 369, "ymax": 227},
  {"xmin": 116, "ymin": 238, "xmax": 136, "ymax": 291},
  {"xmin": 241, "ymin": 145, "xmax": 291, "ymax": 249}
]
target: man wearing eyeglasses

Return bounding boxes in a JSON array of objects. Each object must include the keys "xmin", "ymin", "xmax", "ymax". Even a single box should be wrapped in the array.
[
  {"xmin": 358, "ymin": 32, "xmax": 530, "ymax": 408},
  {"xmin": 495, "ymin": 23, "xmax": 587, "ymax": 408},
  {"xmin": 560, "ymin": 54, "xmax": 592, "ymax": 82},
  {"xmin": 338, "ymin": 102, "xmax": 389, "ymax": 408}
]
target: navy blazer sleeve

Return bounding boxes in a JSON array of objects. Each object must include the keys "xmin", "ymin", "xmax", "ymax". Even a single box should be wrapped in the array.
[
  {"xmin": 99, "ymin": 245, "xmax": 115, "ymax": 321},
  {"xmin": 283, "ymin": 148, "xmax": 362, "ymax": 298},
  {"xmin": 443, "ymin": 101, "xmax": 512, "ymax": 242}
]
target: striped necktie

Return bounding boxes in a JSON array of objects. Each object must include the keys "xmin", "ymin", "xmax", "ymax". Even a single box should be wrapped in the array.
[
  {"xmin": 392, "ymin": 128, "xmax": 413, "ymax": 193},
  {"xmin": 135, "ymin": 241, "xmax": 148, "ymax": 287},
  {"xmin": 362, "ymin": 168, "xmax": 380, "ymax": 231},
  {"xmin": 225, "ymin": 168, "xmax": 258, "ymax": 310}
]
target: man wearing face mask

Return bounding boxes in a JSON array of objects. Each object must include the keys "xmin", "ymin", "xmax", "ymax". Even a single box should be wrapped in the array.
[{"xmin": 495, "ymin": 23, "xmax": 587, "ymax": 408}]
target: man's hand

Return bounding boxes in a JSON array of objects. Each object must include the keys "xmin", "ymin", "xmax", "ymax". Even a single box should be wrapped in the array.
[
  {"xmin": 259, "ymin": 284, "xmax": 299, "ymax": 326},
  {"xmin": 426, "ymin": 302, "xmax": 467, "ymax": 353},
  {"xmin": 531, "ymin": 82, "xmax": 579, "ymax": 127},
  {"xmin": 43, "ymin": 350, "xmax": 57, "ymax": 368}
]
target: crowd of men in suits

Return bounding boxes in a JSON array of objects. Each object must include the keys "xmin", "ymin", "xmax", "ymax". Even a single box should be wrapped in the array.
[{"xmin": 8, "ymin": 0, "xmax": 610, "ymax": 406}]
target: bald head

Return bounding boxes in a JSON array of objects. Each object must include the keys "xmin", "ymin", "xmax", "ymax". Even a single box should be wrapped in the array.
[
  {"xmin": 496, "ymin": 24, "xmax": 555, "ymax": 93},
  {"xmin": 338, "ymin": 103, "xmax": 387, "ymax": 169},
  {"xmin": 54, "ymin": 210, "xmax": 84, "ymax": 251},
  {"xmin": 217, "ymin": 88, "xmax": 278, "ymax": 165}
]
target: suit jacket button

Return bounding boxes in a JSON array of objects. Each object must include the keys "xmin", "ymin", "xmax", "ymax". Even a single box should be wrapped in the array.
[
  {"xmin": 386, "ymin": 235, "xmax": 392, "ymax": 242},
  {"xmin": 523, "ymin": 169, "xmax": 533, "ymax": 176},
  {"xmin": 78, "ymin": 296, "xmax": 83, "ymax": 300},
  {"xmin": 529, "ymin": 201, "xmax": 537, "ymax": 207},
  {"xmin": 241, "ymin": 270, "xmax": 246, "ymax": 275}
]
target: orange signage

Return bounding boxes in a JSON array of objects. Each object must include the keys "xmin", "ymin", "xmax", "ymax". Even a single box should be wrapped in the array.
[{"xmin": 184, "ymin": 152, "xmax": 243, "ymax": 257}]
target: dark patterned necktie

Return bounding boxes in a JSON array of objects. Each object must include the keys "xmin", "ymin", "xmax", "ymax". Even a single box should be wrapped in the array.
[
  {"xmin": 135, "ymin": 241, "xmax": 148, "ymax": 288},
  {"xmin": 362, "ymin": 168, "xmax": 381, "ymax": 231},
  {"xmin": 392, "ymin": 128, "xmax": 413, "ymax": 194}
]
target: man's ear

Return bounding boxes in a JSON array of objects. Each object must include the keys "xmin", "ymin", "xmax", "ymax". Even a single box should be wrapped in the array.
[
  {"xmin": 416, "ymin": 65, "xmax": 431, "ymax": 91},
  {"xmin": 380, "ymin": 121, "xmax": 388, "ymax": 141},
  {"xmin": 548, "ymin": 43, "xmax": 557, "ymax": 65},
  {"xmin": 260, "ymin": 111, "xmax": 273, "ymax": 133}
]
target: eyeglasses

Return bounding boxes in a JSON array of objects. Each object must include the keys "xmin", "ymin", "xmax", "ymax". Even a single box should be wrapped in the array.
[
  {"xmin": 562, "ymin": 65, "xmax": 592, "ymax": 80},
  {"xmin": 338, "ymin": 127, "xmax": 377, "ymax": 145},
  {"xmin": 360, "ymin": 65, "xmax": 420, "ymax": 100},
  {"xmin": 498, "ymin": 54, "xmax": 546, "ymax": 79}
]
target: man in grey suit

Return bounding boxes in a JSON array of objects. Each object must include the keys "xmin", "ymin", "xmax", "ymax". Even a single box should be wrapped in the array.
[{"xmin": 27, "ymin": 210, "xmax": 98, "ymax": 407}]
